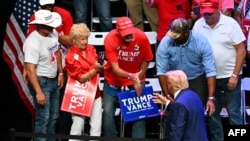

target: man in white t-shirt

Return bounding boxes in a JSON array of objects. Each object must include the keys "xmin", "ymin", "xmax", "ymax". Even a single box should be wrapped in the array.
[
  {"xmin": 193, "ymin": 0, "xmax": 246, "ymax": 141},
  {"xmin": 23, "ymin": 9, "xmax": 64, "ymax": 141}
]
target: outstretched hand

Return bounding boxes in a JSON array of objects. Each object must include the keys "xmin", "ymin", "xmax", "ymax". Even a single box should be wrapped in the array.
[
  {"xmin": 130, "ymin": 70, "xmax": 142, "ymax": 96},
  {"xmin": 152, "ymin": 93, "xmax": 170, "ymax": 104}
]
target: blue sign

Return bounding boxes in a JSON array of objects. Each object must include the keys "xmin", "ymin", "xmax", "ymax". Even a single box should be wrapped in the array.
[{"xmin": 118, "ymin": 86, "xmax": 160, "ymax": 123}]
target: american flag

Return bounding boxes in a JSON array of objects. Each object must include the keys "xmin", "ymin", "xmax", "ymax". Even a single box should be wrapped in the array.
[{"xmin": 2, "ymin": 0, "xmax": 39, "ymax": 117}]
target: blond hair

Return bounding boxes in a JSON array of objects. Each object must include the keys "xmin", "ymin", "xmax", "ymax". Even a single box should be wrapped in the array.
[
  {"xmin": 165, "ymin": 70, "xmax": 189, "ymax": 91},
  {"xmin": 70, "ymin": 23, "xmax": 90, "ymax": 40}
]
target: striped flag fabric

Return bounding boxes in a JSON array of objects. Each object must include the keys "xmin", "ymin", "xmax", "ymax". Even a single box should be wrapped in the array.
[{"xmin": 2, "ymin": 0, "xmax": 39, "ymax": 117}]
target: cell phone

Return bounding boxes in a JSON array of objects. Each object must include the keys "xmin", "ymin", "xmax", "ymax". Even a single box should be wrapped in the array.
[
  {"xmin": 98, "ymin": 51, "xmax": 105, "ymax": 65},
  {"xmin": 193, "ymin": 5, "xmax": 200, "ymax": 16}
]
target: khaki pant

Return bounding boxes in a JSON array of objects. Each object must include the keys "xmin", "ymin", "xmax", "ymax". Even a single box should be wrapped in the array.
[{"xmin": 124, "ymin": 0, "xmax": 158, "ymax": 31}]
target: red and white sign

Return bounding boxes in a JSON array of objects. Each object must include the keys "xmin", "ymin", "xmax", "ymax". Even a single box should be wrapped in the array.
[
  {"xmin": 61, "ymin": 75, "xmax": 99, "ymax": 117},
  {"xmin": 242, "ymin": 19, "xmax": 250, "ymax": 38}
]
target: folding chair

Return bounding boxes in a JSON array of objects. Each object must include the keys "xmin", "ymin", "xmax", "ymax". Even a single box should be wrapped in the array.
[
  {"xmin": 241, "ymin": 77, "xmax": 250, "ymax": 125},
  {"xmin": 144, "ymin": 31, "xmax": 157, "ymax": 71},
  {"xmin": 145, "ymin": 78, "xmax": 165, "ymax": 139}
]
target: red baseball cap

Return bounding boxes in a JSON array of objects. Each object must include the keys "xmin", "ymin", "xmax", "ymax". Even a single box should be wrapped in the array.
[
  {"xmin": 200, "ymin": 0, "xmax": 219, "ymax": 14},
  {"xmin": 116, "ymin": 17, "xmax": 135, "ymax": 37}
]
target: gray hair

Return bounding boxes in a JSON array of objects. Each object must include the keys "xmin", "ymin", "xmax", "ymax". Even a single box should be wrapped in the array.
[
  {"xmin": 70, "ymin": 23, "xmax": 90, "ymax": 40},
  {"xmin": 165, "ymin": 70, "xmax": 189, "ymax": 90}
]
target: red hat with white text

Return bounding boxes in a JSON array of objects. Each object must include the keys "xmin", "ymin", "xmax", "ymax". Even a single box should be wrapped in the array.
[
  {"xmin": 200, "ymin": 0, "xmax": 219, "ymax": 14},
  {"xmin": 116, "ymin": 17, "xmax": 135, "ymax": 37}
]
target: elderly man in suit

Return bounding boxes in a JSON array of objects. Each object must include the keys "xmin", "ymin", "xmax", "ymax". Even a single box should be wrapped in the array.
[{"xmin": 152, "ymin": 70, "xmax": 208, "ymax": 141}]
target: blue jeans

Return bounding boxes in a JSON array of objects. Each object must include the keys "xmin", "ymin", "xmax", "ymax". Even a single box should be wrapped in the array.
[
  {"xmin": 73, "ymin": 0, "xmax": 112, "ymax": 31},
  {"xmin": 207, "ymin": 76, "xmax": 243, "ymax": 141},
  {"xmin": 102, "ymin": 82, "xmax": 146, "ymax": 138},
  {"xmin": 29, "ymin": 77, "xmax": 60, "ymax": 141}
]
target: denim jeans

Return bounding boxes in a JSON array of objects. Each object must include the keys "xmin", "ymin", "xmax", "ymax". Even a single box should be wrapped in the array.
[
  {"xmin": 102, "ymin": 82, "xmax": 146, "ymax": 138},
  {"xmin": 29, "ymin": 77, "xmax": 60, "ymax": 141},
  {"xmin": 55, "ymin": 73, "xmax": 72, "ymax": 136},
  {"xmin": 73, "ymin": 0, "xmax": 112, "ymax": 31},
  {"xmin": 207, "ymin": 76, "xmax": 243, "ymax": 141}
]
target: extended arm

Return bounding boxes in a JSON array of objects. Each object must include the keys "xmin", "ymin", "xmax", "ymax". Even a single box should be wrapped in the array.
[{"xmin": 25, "ymin": 62, "xmax": 46, "ymax": 105}]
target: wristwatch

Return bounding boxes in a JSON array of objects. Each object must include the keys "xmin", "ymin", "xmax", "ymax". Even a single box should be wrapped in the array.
[
  {"xmin": 231, "ymin": 74, "xmax": 238, "ymax": 78},
  {"xmin": 208, "ymin": 96, "xmax": 215, "ymax": 101}
]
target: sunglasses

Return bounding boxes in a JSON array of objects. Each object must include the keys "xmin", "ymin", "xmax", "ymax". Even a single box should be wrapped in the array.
[
  {"xmin": 40, "ymin": 4, "xmax": 54, "ymax": 10},
  {"xmin": 38, "ymin": 24, "xmax": 53, "ymax": 30}
]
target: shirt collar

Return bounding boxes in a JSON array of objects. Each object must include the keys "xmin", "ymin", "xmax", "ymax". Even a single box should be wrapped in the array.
[
  {"xmin": 202, "ymin": 13, "xmax": 225, "ymax": 29},
  {"xmin": 173, "ymin": 90, "xmax": 181, "ymax": 99}
]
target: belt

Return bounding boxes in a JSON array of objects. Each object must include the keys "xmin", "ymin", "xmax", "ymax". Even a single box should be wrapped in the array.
[
  {"xmin": 109, "ymin": 84, "xmax": 121, "ymax": 89},
  {"xmin": 38, "ymin": 76, "xmax": 57, "ymax": 80}
]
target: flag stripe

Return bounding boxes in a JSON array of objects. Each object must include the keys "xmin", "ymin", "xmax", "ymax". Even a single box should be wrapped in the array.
[
  {"xmin": 2, "ymin": 0, "xmax": 39, "ymax": 117},
  {"xmin": 7, "ymin": 15, "xmax": 24, "ymax": 48},
  {"xmin": 2, "ymin": 51, "xmax": 35, "ymax": 116},
  {"xmin": 5, "ymin": 17, "xmax": 25, "ymax": 73}
]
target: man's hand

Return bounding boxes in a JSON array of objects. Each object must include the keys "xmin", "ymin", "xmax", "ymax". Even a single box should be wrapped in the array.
[
  {"xmin": 152, "ymin": 93, "xmax": 169, "ymax": 104},
  {"xmin": 58, "ymin": 75, "xmax": 65, "ymax": 89},
  {"xmin": 22, "ymin": 68, "xmax": 28, "ymax": 84},
  {"xmin": 36, "ymin": 92, "xmax": 46, "ymax": 105},
  {"xmin": 206, "ymin": 100, "xmax": 215, "ymax": 116},
  {"xmin": 228, "ymin": 76, "xmax": 238, "ymax": 91},
  {"xmin": 130, "ymin": 71, "xmax": 142, "ymax": 96}
]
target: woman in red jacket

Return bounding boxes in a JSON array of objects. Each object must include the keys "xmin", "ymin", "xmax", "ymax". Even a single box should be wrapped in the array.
[{"xmin": 64, "ymin": 23, "xmax": 104, "ymax": 140}]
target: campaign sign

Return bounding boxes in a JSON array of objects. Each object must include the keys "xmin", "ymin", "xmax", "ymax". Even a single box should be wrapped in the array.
[
  {"xmin": 242, "ymin": 19, "xmax": 250, "ymax": 38},
  {"xmin": 118, "ymin": 86, "xmax": 160, "ymax": 123},
  {"xmin": 61, "ymin": 75, "xmax": 99, "ymax": 117}
]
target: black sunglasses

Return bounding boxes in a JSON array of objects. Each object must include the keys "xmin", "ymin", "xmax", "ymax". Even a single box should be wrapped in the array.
[{"xmin": 40, "ymin": 4, "xmax": 54, "ymax": 10}]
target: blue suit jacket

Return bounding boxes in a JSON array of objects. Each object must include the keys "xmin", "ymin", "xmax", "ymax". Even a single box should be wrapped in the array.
[{"xmin": 165, "ymin": 89, "xmax": 208, "ymax": 141}]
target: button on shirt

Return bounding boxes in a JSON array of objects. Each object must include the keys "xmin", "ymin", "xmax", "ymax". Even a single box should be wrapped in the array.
[{"xmin": 156, "ymin": 31, "xmax": 216, "ymax": 80}]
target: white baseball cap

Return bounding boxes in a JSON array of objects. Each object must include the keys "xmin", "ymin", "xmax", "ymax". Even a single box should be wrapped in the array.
[
  {"xmin": 28, "ymin": 9, "xmax": 62, "ymax": 28},
  {"xmin": 39, "ymin": 0, "xmax": 55, "ymax": 5}
]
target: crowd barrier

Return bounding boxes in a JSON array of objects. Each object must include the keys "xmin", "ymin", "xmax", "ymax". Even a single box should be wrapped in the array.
[{"xmin": 10, "ymin": 128, "xmax": 164, "ymax": 141}]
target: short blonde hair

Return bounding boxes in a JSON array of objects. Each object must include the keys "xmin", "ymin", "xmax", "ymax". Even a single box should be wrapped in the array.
[
  {"xmin": 70, "ymin": 23, "xmax": 90, "ymax": 40},
  {"xmin": 165, "ymin": 70, "xmax": 189, "ymax": 90}
]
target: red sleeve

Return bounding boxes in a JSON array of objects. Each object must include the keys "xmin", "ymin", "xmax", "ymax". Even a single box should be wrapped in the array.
[
  {"xmin": 104, "ymin": 31, "xmax": 119, "ymax": 62},
  {"xmin": 56, "ymin": 7, "xmax": 73, "ymax": 34},
  {"xmin": 65, "ymin": 45, "xmax": 98, "ymax": 81},
  {"xmin": 65, "ymin": 52, "xmax": 85, "ymax": 81}
]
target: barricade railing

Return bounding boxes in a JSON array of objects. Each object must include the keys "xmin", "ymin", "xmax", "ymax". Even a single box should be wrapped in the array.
[{"xmin": 10, "ymin": 128, "xmax": 164, "ymax": 141}]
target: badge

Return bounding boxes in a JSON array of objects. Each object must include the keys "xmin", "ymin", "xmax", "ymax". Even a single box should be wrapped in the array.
[
  {"xmin": 134, "ymin": 45, "xmax": 140, "ymax": 51},
  {"xmin": 116, "ymin": 46, "xmax": 121, "ymax": 50}
]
